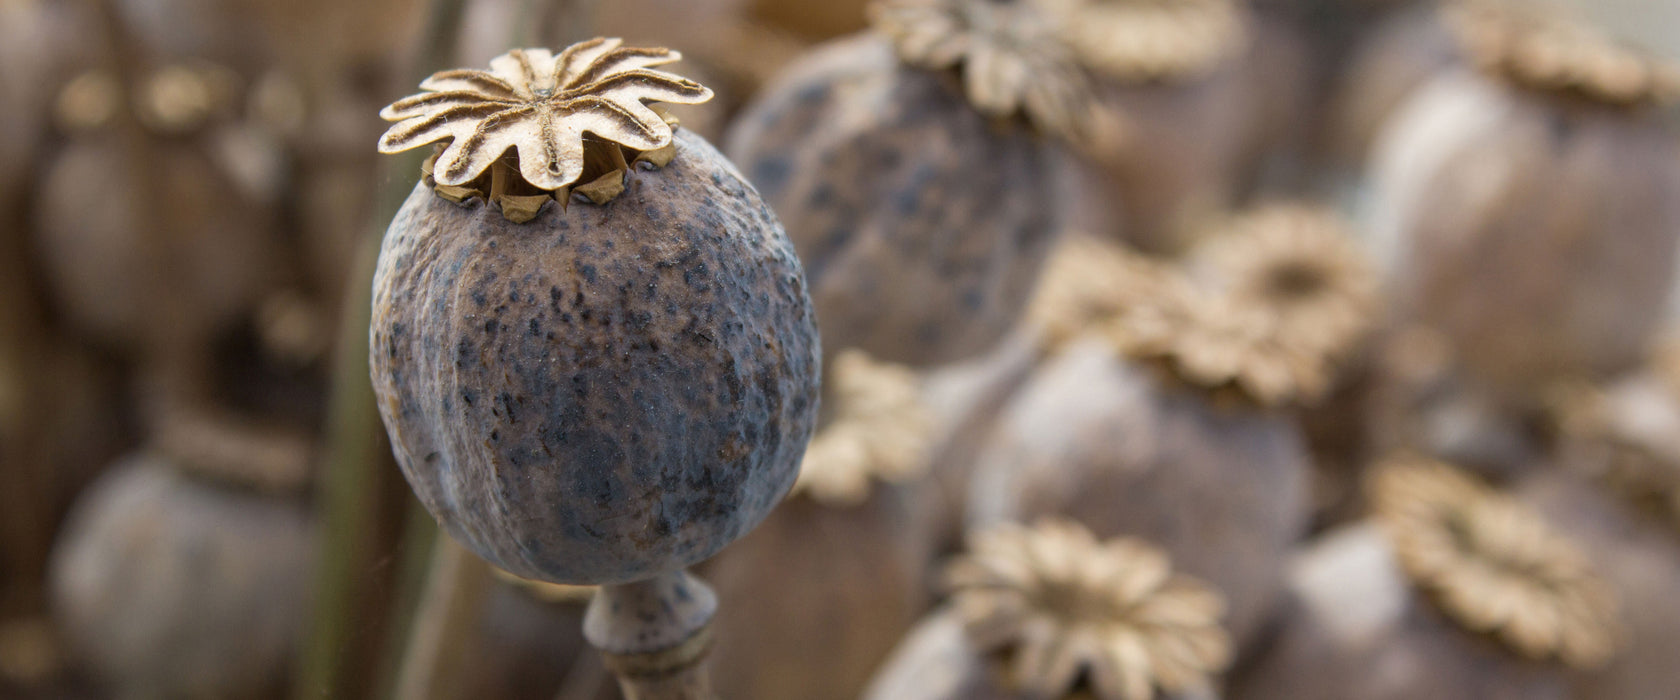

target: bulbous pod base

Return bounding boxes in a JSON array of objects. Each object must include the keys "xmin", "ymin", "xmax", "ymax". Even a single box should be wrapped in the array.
[
  {"xmin": 727, "ymin": 35, "xmax": 1067, "ymax": 368},
  {"xmin": 702, "ymin": 483, "xmax": 936, "ymax": 700},
  {"xmin": 370, "ymin": 129, "xmax": 820, "ymax": 585},
  {"xmin": 1370, "ymin": 70, "xmax": 1680, "ymax": 400},
  {"xmin": 49, "ymin": 456, "xmax": 314, "ymax": 700},
  {"xmin": 1229, "ymin": 524, "xmax": 1571, "ymax": 700},
  {"xmin": 1519, "ymin": 472, "xmax": 1680, "ymax": 700},
  {"xmin": 967, "ymin": 336, "xmax": 1310, "ymax": 648}
]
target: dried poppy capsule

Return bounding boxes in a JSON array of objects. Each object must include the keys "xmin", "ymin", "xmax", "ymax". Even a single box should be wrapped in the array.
[
  {"xmin": 1518, "ymin": 469, "xmax": 1680, "ymax": 700},
  {"xmin": 727, "ymin": 0, "xmax": 1105, "ymax": 367},
  {"xmin": 35, "ymin": 131, "xmax": 282, "ymax": 355},
  {"xmin": 1369, "ymin": 2, "xmax": 1680, "ymax": 408},
  {"xmin": 1189, "ymin": 204, "xmax": 1380, "ymax": 525},
  {"xmin": 1039, "ymin": 0, "xmax": 1253, "ymax": 254},
  {"xmin": 865, "ymin": 519, "xmax": 1231, "ymax": 700},
  {"xmin": 705, "ymin": 349, "xmax": 938, "ymax": 700},
  {"xmin": 967, "ymin": 258, "xmax": 1334, "ymax": 648},
  {"xmin": 370, "ymin": 39, "xmax": 820, "ymax": 585},
  {"xmin": 1232, "ymin": 457, "xmax": 1619, "ymax": 700},
  {"xmin": 49, "ymin": 454, "xmax": 314, "ymax": 700}
]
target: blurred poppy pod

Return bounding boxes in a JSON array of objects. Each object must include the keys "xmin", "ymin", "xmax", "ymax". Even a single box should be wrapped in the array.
[
  {"xmin": 1040, "ymin": 0, "xmax": 1254, "ymax": 254},
  {"xmin": 727, "ymin": 0, "xmax": 1107, "ymax": 367},
  {"xmin": 35, "ymin": 134, "xmax": 282, "ymax": 357},
  {"xmin": 1370, "ymin": 1, "xmax": 1680, "ymax": 407},
  {"xmin": 967, "ymin": 258, "xmax": 1331, "ymax": 648},
  {"xmin": 49, "ymin": 455, "xmax": 314, "ymax": 700},
  {"xmin": 705, "ymin": 349, "xmax": 939, "ymax": 700},
  {"xmin": 1188, "ymin": 204, "xmax": 1381, "ymax": 526},
  {"xmin": 369, "ymin": 40, "xmax": 820, "ymax": 585},
  {"xmin": 1232, "ymin": 457, "xmax": 1619, "ymax": 700},
  {"xmin": 865, "ymin": 520, "xmax": 1231, "ymax": 700},
  {"xmin": 1518, "ymin": 469, "xmax": 1680, "ymax": 700}
]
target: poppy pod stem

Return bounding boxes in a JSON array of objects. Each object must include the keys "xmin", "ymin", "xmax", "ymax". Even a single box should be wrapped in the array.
[{"xmin": 583, "ymin": 570, "xmax": 718, "ymax": 700}]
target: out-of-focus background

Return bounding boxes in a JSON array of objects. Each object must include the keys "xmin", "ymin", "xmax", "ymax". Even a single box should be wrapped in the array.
[{"xmin": 1, "ymin": 0, "xmax": 1678, "ymax": 699}]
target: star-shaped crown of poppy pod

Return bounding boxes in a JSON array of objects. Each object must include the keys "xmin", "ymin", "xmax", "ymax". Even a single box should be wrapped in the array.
[{"xmin": 378, "ymin": 38, "xmax": 714, "ymax": 193}]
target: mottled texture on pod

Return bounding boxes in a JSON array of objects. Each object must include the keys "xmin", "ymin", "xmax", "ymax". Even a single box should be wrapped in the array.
[
  {"xmin": 371, "ymin": 128, "xmax": 819, "ymax": 585},
  {"xmin": 1230, "ymin": 524, "xmax": 1571, "ymax": 700},
  {"xmin": 1371, "ymin": 71, "xmax": 1680, "ymax": 399},
  {"xmin": 36, "ymin": 137, "xmax": 280, "ymax": 350},
  {"xmin": 49, "ymin": 457, "xmax": 313, "ymax": 700},
  {"xmin": 727, "ymin": 35, "xmax": 1065, "ymax": 368},
  {"xmin": 967, "ymin": 336, "xmax": 1309, "ymax": 648}
]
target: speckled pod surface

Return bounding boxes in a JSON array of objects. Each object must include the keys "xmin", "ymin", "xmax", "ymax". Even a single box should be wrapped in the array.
[
  {"xmin": 1519, "ymin": 472, "xmax": 1680, "ymax": 700},
  {"xmin": 727, "ymin": 35, "xmax": 1065, "ymax": 368},
  {"xmin": 967, "ymin": 336, "xmax": 1309, "ymax": 648},
  {"xmin": 1371, "ymin": 70, "xmax": 1680, "ymax": 399},
  {"xmin": 49, "ymin": 456, "xmax": 314, "ymax": 700},
  {"xmin": 1230, "ymin": 524, "xmax": 1571, "ymax": 700},
  {"xmin": 370, "ymin": 129, "xmax": 820, "ymax": 585}
]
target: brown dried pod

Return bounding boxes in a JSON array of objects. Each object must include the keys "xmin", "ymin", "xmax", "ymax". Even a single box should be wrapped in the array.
[
  {"xmin": 1517, "ymin": 469, "xmax": 1680, "ymax": 700},
  {"xmin": 865, "ymin": 520, "xmax": 1230, "ymax": 700},
  {"xmin": 1369, "ymin": 3, "xmax": 1680, "ymax": 406},
  {"xmin": 370, "ymin": 40, "xmax": 819, "ymax": 585},
  {"xmin": 726, "ymin": 0, "xmax": 1103, "ymax": 367},
  {"xmin": 1188, "ymin": 204, "xmax": 1381, "ymax": 525},
  {"xmin": 48, "ymin": 456, "xmax": 314, "ymax": 700},
  {"xmin": 1039, "ymin": 0, "xmax": 1254, "ymax": 254},
  {"xmin": 1229, "ymin": 522, "xmax": 1575, "ymax": 700},
  {"xmin": 34, "ymin": 135, "xmax": 282, "ymax": 353},
  {"xmin": 704, "ymin": 350, "xmax": 938, "ymax": 700},
  {"xmin": 967, "ymin": 261, "xmax": 1328, "ymax": 646}
]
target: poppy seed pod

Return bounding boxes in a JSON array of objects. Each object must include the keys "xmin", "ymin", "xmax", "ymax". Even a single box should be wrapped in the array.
[
  {"xmin": 1040, "ymin": 0, "xmax": 1254, "ymax": 254},
  {"xmin": 1232, "ymin": 458, "xmax": 1619, "ymax": 700},
  {"xmin": 36, "ymin": 135, "xmax": 282, "ymax": 353},
  {"xmin": 865, "ymin": 520, "xmax": 1231, "ymax": 700},
  {"xmin": 726, "ymin": 0, "xmax": 1105, "ymax": 367},
  {"xmin": 49, "ymin": 456, "xmax": 314, "ymax": 700},
  {"xmin": 370, "ymin": 40, "xmax": 820, "ymax": 585},
  {"xmin": 1518, "ymin": 470, "xmax": 1680, "ymax": 700},
  {"xmin": 1370, "ymin": 3, "xmax": 1680, "ymax": 404},
  {"xmin": 967, "ymin": 259, "xmax": 1333, "ymax": 647}
]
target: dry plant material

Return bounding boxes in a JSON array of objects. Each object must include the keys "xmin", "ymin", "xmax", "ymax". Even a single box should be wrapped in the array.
[
  {"xmin": 1108, "ymin": 277, "xmax": 1328, "ymax": 409},
  {"xmin": 1190, "ymin": 204, "xmax": 1378, "ymax": 362},
  {"xmin": 726, "ymin": 30, "xmax": 1068, "ymax": 367},
  {"xmin": 371, "ymin": 37, "xmax": 819, "ymax": 586},
  {"xmin": 794, "ymin": 350, "xmax": 935, "ymax": 506},
  {"xmin": 945, "ymin": 519, "xmax": 1230, "ymax": 700},
  {"xmin": 379, "ymin": 39, "xmax": 714, "ymax": 221},
  {"xmin": 871, "ymin": 0, "xmax": 1109, "ymax": 146},
  {"xmin": 50, "ymin": 457, "xmax": 313, "ymax": 699},
  {"xmin": 1040, "ymin": 0, "xmax": 1247, "ymax": 83},
  {"xmin": 1369, "ymin": 455, "xmax": 1621, "ymax": 669},
  {"xmin": 1447, "ymin": 1, "xmax": 1680, "ymax": 107},
  {"xmin": 1026, "ymin": 234, "xmax": 1177, "ymax": 353}
]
